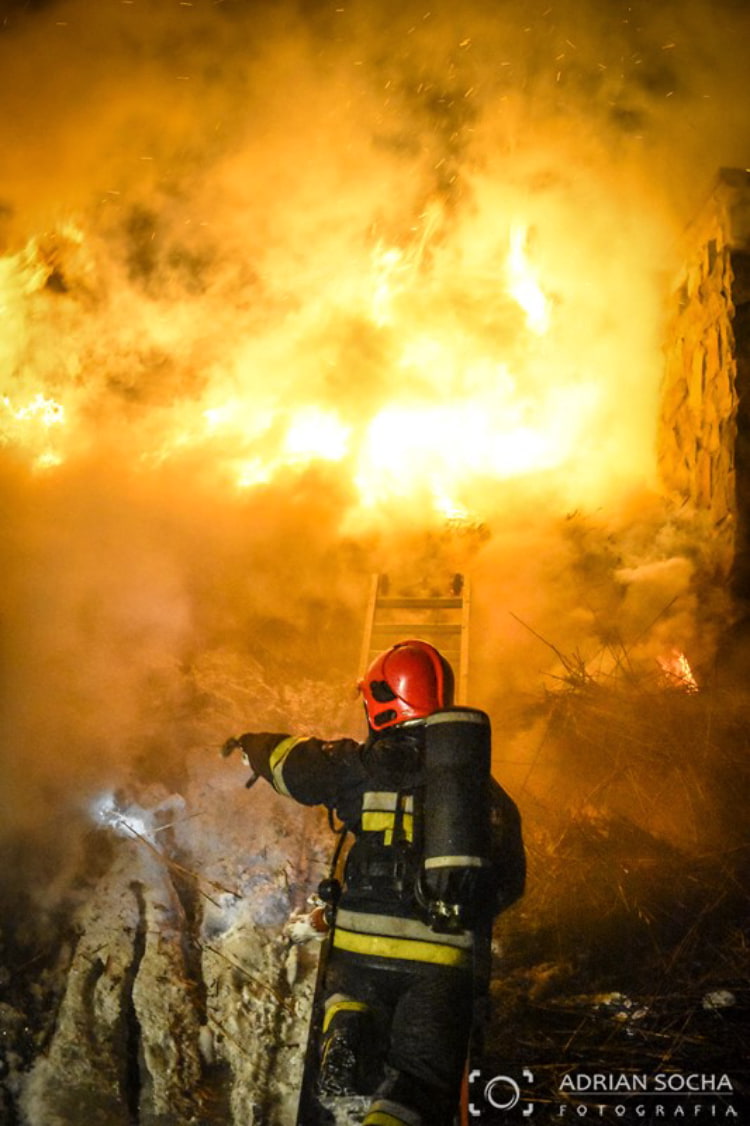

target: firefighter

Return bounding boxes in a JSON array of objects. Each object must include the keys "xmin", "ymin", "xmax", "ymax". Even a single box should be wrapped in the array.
[{"xmin": 225, "ymin": 639, "xmax": 525, "ymax": 1126}]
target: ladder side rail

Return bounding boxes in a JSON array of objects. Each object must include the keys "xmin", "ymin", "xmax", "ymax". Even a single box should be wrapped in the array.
[
  {"xmin": 358, "ymin": 574, "xmax": 381, "ymax": 680},
  {"xmin": 457, "ymin": 577, "xmax": 471, "ymax": 706}
]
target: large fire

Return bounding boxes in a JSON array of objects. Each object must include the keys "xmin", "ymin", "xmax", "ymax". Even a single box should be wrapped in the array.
[
  {"xmin": 0, "ymin": 200, "xmax": 664, "ymax": 525},
  {"xmin": 1, "ymin": 0, "xmax": 719, "ymax": 752}
]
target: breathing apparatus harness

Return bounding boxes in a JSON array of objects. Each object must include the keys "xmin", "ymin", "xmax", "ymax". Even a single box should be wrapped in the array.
[
  {"xmin": 317, "ymin": 808, "xmax": 348, "ymax": 925},
  {"xmin": 319, "ymin": 710, "xmax": 492, "ymax": 936}
]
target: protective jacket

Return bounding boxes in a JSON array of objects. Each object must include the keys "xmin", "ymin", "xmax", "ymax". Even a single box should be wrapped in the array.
[{"xmin": 238, "ymin": 710, "xmax": 525, "ymax": 972}]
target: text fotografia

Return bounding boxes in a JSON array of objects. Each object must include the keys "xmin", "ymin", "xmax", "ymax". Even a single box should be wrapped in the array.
[{"xmin": 555, "ymin": 1073, "xmax": 737, "ymax": 1119}]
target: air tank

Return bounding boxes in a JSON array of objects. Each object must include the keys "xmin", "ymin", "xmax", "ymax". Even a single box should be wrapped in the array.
[{"xmin": 421, "ymin": 707, "xmax": 492, "ymax": 931}]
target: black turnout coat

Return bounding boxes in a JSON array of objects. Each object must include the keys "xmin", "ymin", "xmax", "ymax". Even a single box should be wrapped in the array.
[{"xmin": 238, "ymin": 710, "xmax": 525, "ymax": 976}]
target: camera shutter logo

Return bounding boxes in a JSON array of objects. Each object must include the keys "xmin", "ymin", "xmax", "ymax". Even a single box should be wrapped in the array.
[{"xmin": 469, "ymin": 1068, "xmax": 535, "ymax": 1117}]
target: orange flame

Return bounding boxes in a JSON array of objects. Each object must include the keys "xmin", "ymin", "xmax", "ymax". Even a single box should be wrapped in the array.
[
  {"xmin": 506, "ymin": 224, "xmax": 551, "ymax": 335},
  {"xmin": 657, "ymin": 649, "xmax": 699, "ymax": 692},
  {"xmin": 0, "ymin": 191, "xmax": 662, "ymax": 523}
]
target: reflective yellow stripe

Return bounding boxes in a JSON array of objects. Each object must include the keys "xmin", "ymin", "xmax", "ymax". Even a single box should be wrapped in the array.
[
  {"xmin": 322, "ymin": 997, "xmax": 369, "ymax": 1034},
  {"xmin": 365, "ymin": 1100, "xmax": 423, "ymax": 1126},
  {"xmin": 362, "ymin": 794, "xmax": 413, "ymax": 844},
  {"xmin": 333, "ymin": 926, "xmax": 471, "ymax": 968},
  {"xmin": 364, "ymin": 1107, "xmax": 423, "ymax": 1126},
  {"xmin": 362, "ymin": 811, "xmax": 395, "ymax": 833},
  {"xmin": 364, "ymin": 1114, "xmax": 412, "ymax": 1126},
  {"xmin": 268, "ymin": 736, "xmax": 304, "ymax": 796},
  {"xmin": 335, "ymin": 908, "xmax": 473, "ymax": 949},
  {"xmin": 362, "ymin": 808, "xmax": 396, "ymax": 845}
]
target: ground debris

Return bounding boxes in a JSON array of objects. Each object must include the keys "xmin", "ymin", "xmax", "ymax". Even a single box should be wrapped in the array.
[{"xmin": 3, "ymin": 679, "xmax": 749, "ymax": 1124}]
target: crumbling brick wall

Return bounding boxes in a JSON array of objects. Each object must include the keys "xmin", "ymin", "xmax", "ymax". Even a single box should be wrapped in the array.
[{"xmin": 659, "ymin": 168, "xmax": 750, "ymax": 596}]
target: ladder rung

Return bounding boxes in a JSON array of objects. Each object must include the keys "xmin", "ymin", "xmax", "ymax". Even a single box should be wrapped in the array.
[
  {"xmin": 360, "ymin": 573, "xmax": 470, "ymax": 703},
  {"xmin": 374, "ymin": 597, "xmax": 463, "ymax": 610},
  {"xmin": 366, "ymin": 648, "xmax": 461, "ymax": 659},
  {"xmin": 371, "ymin": 623, "xmax": 462, "ymax": 636}
]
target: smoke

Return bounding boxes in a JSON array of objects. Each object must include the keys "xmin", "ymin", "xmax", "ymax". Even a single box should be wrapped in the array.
[
  {"xmin": 1, "ymin": 0, "xmax": 748, "ymax": 857},
  {"xmin": 4, "ymin": 0, "xmax": 748, "ymax": 235}
]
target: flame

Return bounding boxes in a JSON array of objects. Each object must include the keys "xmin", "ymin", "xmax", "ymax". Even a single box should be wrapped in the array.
[
  {"xmin": 283, "ymin": 406, "xmax": 350, "ymax": 464},
  {"xmin": 0, "ymin": 191, "xmax": 659, "ymax": 522},
  {"xmin": 657, "ymin": 649, "xmax": 699, "ymax": 692},
  {"xmin": 506, "ymin": 224, "xmax": 551, "ymax": 335},
  {"xmin": 354, "ymin": 389, "xmax": 578, "ymax": 515},
  {"xmin": 235, "ymin": 458, "xmax": 273, "ymax": 489},
  {"xmin": 3, "ymin": 392, "xmax": 65, "ymax": 428},
  {"xmin": 370, "ymin": 246, "xmax": 407, "ymax": 327},
  {"xmin": 1, "ymin": 393, "xmax": 66, "ymax": 470},
  {"xmin": 201, "ymin": 402, "xmax": 350, "ymax": 487}
]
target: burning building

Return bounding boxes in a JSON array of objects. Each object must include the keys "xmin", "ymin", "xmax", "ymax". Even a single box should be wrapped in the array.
[{"xmin": 1, "ymin": 1, "xmax": 749, "ymax": 1123}]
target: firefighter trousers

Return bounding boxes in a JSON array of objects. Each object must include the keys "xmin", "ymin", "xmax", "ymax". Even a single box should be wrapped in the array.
[{"xmin": 320, "ymin": 952, "xmax": 474, "ymax": 1126}]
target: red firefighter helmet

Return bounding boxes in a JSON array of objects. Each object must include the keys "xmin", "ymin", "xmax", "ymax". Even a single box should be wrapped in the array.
[{"xmin": 359, "ymin": 639, "xmax": 455, "ymax": 731}]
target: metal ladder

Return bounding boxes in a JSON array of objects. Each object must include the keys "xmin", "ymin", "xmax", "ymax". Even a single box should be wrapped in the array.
[{"xmin": 358, "ymin": 572, "xmax": 472, "ymax": 703}]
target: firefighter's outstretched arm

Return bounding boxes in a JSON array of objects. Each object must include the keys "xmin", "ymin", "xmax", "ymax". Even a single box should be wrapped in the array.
[{"xmin": 222, "ymin": 730, "xmax": 366, "ymax": 808}]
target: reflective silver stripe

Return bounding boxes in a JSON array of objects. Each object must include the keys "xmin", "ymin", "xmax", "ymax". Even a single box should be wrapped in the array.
[
  {"xmin": 268, "ymin": 736, "xmax": 304, "ymax": 797},
  {"xmin": 425, "ymin": 708, "xmax": 488, "ymax": 727},
  {"xmin": 362, "ymin": 792, "xmax": 414, "ymax": 813},
  {"xmin": 335, "ymin": 908, "xmax": 473, "ymax": 949},
  {"xmin": 424, "ymin": 855, "xmax": 490, "ymax": 869},
  {"xmin": 363, "ymin": 791, "xmax": 397, "ymax": 811}
]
